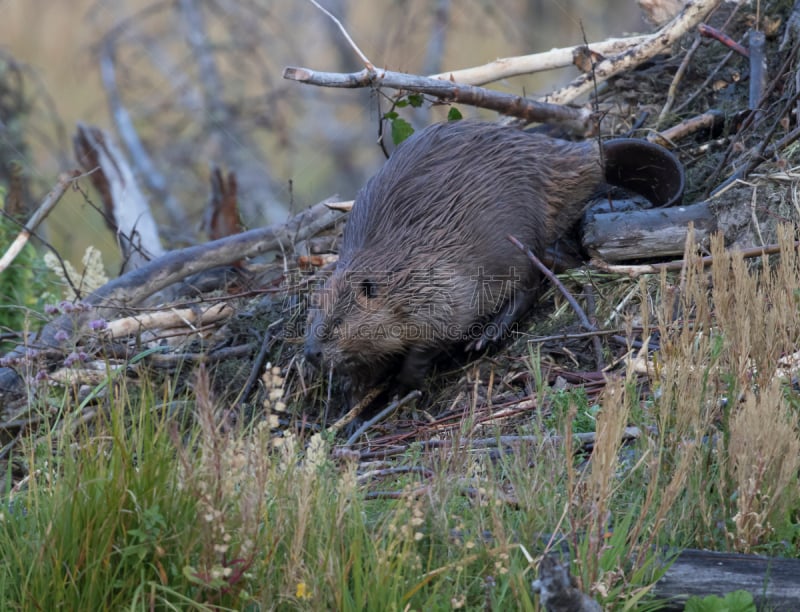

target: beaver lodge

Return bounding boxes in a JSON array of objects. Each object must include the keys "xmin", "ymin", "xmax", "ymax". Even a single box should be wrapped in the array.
[{"xmin": 1, "ymin": 0, "xmax": 800, "ymax": 608}]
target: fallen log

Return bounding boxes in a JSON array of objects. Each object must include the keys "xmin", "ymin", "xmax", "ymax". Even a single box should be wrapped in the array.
[
  {"xmin": 582, "ymin": 201, "xmax": 717, "ymax": 261},
  {"xmin": 653, "ymin": 548, "xmax": 800, "ymax": 609}
]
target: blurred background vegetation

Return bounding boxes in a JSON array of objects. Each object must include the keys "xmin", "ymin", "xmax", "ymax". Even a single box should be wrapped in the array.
[{"xmin": 0, "ymin": 0, "xmax": 647, "ymax": 269}]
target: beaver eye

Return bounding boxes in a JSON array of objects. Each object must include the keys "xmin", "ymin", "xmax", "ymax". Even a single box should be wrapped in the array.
[{"xmin": 359, "ymin": 278, "xmax": 378, "ymax": 299}]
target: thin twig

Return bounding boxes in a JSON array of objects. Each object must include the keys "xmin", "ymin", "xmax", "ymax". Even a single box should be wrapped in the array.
[
  {"xmin": 326, "ymin": 385, "xmax": 385, "ymax": 435},
  {"xmin": 674, "ymin": 48, "xmax": 734, "ymax": 113},
  {"xmin": 698, "ymin": 23, "xmax": 749, "ymax": 57},
  {"xmin": 235, "ymin": 326, "xmax": 277, "ymax": 410},
  {"xmin": 344, "ymin": 390, "xmax": 422, "ymax": 446},
  {"xmin": 508, "ymin": 235, "xmax": 598, "ymax": 335},
  {"xmin": 657, "ymin": 35, "xmax": 702, "ymax": 127},
  {"xmin": 307, "ymin": 0, "xmax": 373, "ymax": 69}
]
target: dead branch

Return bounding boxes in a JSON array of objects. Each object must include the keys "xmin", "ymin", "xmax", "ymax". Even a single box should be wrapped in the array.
[
  {"xmin": 283, "ymin": 67, "xmax": 593, "ymax": 134},
  {"xmin": 698, "ymin": 23, "xmax": 750, "ymax": 57},
  {"xmin": 508, "ymin": 235, "xmax": 604, "ymax": 369},
  {"xmin": 592, "ymin": 237, "xmax": 800, "ymax": 278},
  {"xmin": 648, "ymin": 110, "xmax": 724, "ymax": 145},
  {"xmin": 0, "ymin": 172, "xmax": 76, "ymax": 274},
  {"xmin": 326, "ymin": 385, "xmax": 386, "ymax": 435},
  {"xmin": 427, "ymin": 36, "xmax": 650, "ymax": 86},
  {"xmin": 344, "ymin": 390, "xmax": 422, "ymax": 446},
  {"xmin": 546, "ymin": 0, "xmax": 722, "ymax": 105},
  {"xmin": 0, "ymin": 199, "xmax": 345, "ymax": 399},
  {"xmin": 73, "ymin": 123, "xmax": 166, "ymax": 272},
  {"xmin": 285, "ymin": 0, "xmax": 718, "ymax": 127},
  {"xmin": 582, "ymin": 201, "xmax": 717, "ymax": 261},
  {"xmin": 104, "ymin": 303, "xmax": 235, "ymax": 339},
  {"xmin": 657, "ymin": 35, "xmax": 701, "ymax": 127},
  {"xmin": 98, "ymin": 43, "xmax": 188, "ymax": 229}
]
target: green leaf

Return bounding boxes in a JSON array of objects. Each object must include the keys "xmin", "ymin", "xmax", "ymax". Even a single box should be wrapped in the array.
[
  {"xmin": 391, "ymin": 118, "xmax": 415, "ymax": 145},
  {"xmin": 394, "ymin": 99, "xmax": 408, "ymax": 108},
  {"xmin": 383, "ymin": 111, "xmax": 398, "ymax": 120},
  {"xmin": 408, "ymin": 93, "xmax": 424, "ymax": 108},
  {"xmin": 447, "ymin": 107, "xmax": 463, "ymax": 121}
]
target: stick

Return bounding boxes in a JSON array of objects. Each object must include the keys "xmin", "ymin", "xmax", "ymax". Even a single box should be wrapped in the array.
[
  {"xmin": 344, "ymin": 390, "xmax": 422, "ymax": 446},
  {"xmin": 698, "ymin": 23, "xmax": 750, "ymax": 57},
  {"xmin": 648, "ymin": 111, "xmax": 723, "ymax": 146},
  {"xmin": 427, "ymin": 36, "xmax": 650, "ymax": 86},
  {"xmin": 326, "ymin": 385, "xmax": 385, "ymax": 435},
  {"xmin": 657, "ymin": 35, "xmax": 702, "ymax": 127},
  {"xmin": 0, "ymin": 172, "xmax": 76, "ymax": 274},
  {"xmin": 748, "ymin": 30, "xmax": 767, "ymax": 112},
  {"xmin": 508, "ymin": 234, "xmax": 601, "ymax": 338},
  {"xmin": 592, "ymin": 239, "xmax": 800, "ymax": 278},
  {"xmin": 283, "ymin": 66, "xmax": 593, "ymax": 132},
  {"xmin": 545, "ymin": 0, "xmax": 721, "ymax": 105},
  {"xmin": 307, "ymin": 0, "xmax": 373, "ymax": 69}
]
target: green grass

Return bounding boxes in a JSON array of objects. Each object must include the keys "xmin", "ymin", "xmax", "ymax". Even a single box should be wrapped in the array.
[{"xmin": 0, "ymin": 368, "xmax": 674, "ymax": 610}]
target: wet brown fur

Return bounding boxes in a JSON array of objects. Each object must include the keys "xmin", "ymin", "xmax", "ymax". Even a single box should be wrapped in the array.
[{"xmin": 305, "ymin": 121, "xmax": 603, "ymax": 391}]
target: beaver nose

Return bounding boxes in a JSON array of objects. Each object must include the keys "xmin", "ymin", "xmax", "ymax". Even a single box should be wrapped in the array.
[{"xmin": 304, "ymin": 341, "xmax": 323, "ymax": 367}]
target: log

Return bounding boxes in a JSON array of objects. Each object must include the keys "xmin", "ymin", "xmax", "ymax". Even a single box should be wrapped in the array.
[
  {"xmin": 653, "ymin": 548, "xmax": 800, "ymax": 610},
  {"xmin": 581, "ymin": 201, "xmax": 717, "ymax": 261}
]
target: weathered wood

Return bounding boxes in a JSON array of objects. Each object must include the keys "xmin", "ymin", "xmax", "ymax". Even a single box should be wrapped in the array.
[
  {"xmin": 0, "ymin": 199, "xmax": 345, "ymax": 401},
  {"xmin": 653, "ymin": 549, "xmax": 800, "ymax": 610},
  {"xmin": 581, "ymin": 201, "xmax": 716, "ymax": 261},
  {"xmin": 73, "ymin": 123, "xmax": 166, "ymax": 272}
]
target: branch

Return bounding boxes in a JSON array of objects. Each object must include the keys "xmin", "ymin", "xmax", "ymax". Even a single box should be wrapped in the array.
[
  {"xmin": 283, "ymin": 67, "xmax": 593, "ymax": 133},
  {"xmin": 427, "ymin": 35, "xmax": 649, "ymax": 86},
  {"xmin": 0, "ymin": 199, "xmax": 346, "ymax": 398},
  {"xmin": 591, "ymin": 238, "xmax": 800, "ymax": 278},
  {"xmin": 307, "ymin": 0, "xmax": 372, "ymax": 69},
  {"xmin": 98, "ymin": 43, "xmax": 188, "ymax": 229},
  {"xmin": 545, "ymin": 0, "xmax": 721, "ymax": 105},
  {"xmin": 0, "ymin": 172, "xmax": 76, "ymax": 274},
  {"xmin": 73, "ymin": 123, "xmax": 167, "ymax": 272}
]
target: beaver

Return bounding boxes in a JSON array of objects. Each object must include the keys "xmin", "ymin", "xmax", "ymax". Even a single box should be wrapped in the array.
[
  {"xmin": 304, "ymin": 120, "xmax": 677, "ymax": 393},
  {"xmin": 531, "ymin": 554, "xmax": 602, "ymax": 612}
]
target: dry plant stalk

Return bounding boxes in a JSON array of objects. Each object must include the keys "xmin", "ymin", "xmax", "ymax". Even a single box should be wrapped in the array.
[
  {"xmin": 174, "ymin": 365, "xmax": 268, "ymax": 583},
  {"xmin": 585, "ymin": 377, "xmax": 630, "ymax": 567},
  {"xmin": 727, "ymin": 379, "xmax": 800, "ymax": 552},
  {"xmin": 648, "ymin": 226, "xmax": 800, "ymax": 551},
  {"xmin": 711, "ymin": 225, "xmax": 800, "ymax": 390},
  {"xmin": 652, "ymin": 227, "xmax": 720, "ymax": 444}
]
